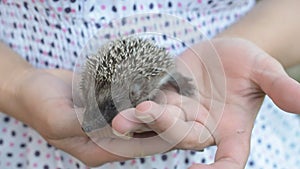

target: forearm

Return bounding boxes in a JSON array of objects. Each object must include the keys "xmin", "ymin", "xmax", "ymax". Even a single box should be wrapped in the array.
[
  {"xmin": 0, "ymin": 41, "xmax": 34, "ymax": 120},
  {"xmin": 218, "ymin": 0, "xmax": 300, "ymax": 68}
]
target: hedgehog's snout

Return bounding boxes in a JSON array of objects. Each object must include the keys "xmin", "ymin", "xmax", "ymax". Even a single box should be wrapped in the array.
[
  {"xmin": 129, "ymin": 79, "xmax": 162, "ymax": 107},
  {"xmin": 81, "ymin": 124, "xmax": 93, "ymax": 133},
  {"xmin": 128, "ymin": 75, "xmax": 151, "ymax": 105}
]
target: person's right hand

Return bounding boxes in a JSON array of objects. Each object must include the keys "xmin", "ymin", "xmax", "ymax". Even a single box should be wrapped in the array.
[{"xmin": 13, "ymin": 68, "xmax": 132, "ymax": 166}]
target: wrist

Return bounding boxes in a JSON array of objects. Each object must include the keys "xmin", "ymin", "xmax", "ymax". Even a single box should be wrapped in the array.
[
  {"xmin": 0, "ymin": 66, "xmax": 37, "ymax": 123},
  {"xmin": 0, "ymin": 42, "xmax": 35, "ymax": 117}
]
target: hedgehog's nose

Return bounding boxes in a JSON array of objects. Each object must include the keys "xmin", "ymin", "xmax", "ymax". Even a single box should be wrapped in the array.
[{"xmin": 81, "ymin": 125, "xmax": 93, "ymax": 133}]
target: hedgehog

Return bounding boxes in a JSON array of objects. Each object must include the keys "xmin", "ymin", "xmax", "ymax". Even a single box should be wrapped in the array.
[{"xmin": 80, "ymin": 37, "xmax": 195, "ymax": 132}]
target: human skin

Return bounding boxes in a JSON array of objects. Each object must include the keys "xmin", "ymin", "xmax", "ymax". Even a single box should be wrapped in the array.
[
  {"xmin": 113, "ymin": 0, "xmax": 300, "ymax": 168},
  {"xmin": 0, "ymin": 0, "xmax": 300, "ymax": 168}
]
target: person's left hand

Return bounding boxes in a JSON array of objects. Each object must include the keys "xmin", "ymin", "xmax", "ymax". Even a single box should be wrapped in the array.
[{"xmin": 112, "ymin": 38, "xmax": 300, "ymax": 169}]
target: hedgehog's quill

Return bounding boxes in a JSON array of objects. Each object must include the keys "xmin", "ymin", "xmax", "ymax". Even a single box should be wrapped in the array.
[{"xmin": 80, "ymin": 37, "xmax": 195, "ymax": 132}]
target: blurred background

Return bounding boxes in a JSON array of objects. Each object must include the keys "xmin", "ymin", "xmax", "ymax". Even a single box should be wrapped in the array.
[{"xmin": 287, "ymin": 65, "xmax": 300, "ymax": 82}]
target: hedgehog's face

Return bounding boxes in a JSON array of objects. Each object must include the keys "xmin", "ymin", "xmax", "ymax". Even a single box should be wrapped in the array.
[{"xmin": 128, "ymin": 72, "xmax": 169, "ymax": 106}]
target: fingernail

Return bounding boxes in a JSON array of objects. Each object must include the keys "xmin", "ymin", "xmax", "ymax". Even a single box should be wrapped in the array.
[
  {"xmin": 136, "ymin": 101, "xmax": 153, "ymax": 113},
  {"xmin": 135, "ymin": 102, "xmax": 155, "ymax": 123},
  {"xmin": 112, "ymin": 129, "xmax": 133, "ymax": 140},
  {"xmin": 135, "ymin": 114, "xmax": 155, "ymax": 123}
]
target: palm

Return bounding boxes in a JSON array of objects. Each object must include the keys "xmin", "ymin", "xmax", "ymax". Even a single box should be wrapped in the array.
[
  {"xmin": 170, "ymin": 38, "xmax": 265, "ymax": 165},
  {"xmin": 184, "ymin": 38, "xmax": 300, "ymax": 168},
  {"xmin": 18, "ymin": 69, "xmax": 126, "ymax": 166},
  {"xmin": 194, "ymin": 38, "xmax": 266, "ymax": 167}
]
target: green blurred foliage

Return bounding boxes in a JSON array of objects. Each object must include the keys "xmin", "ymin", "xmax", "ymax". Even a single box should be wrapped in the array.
[{"xmin": 287, "ymin": 65, "xmax": 300, "ymax": 82}]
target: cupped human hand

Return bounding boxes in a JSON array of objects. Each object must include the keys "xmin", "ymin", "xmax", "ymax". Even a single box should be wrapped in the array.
[
  {"xmin": 14, "ymin": 68, "xmax": 132, "ymax": 166},
  {"xmin": 112, "ymin": 37, "xmax": 300, "ymax": 169}
]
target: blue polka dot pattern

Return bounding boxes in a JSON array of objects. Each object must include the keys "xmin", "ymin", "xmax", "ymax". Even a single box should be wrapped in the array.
[{"xmin": 247, "ymin": 97, "xmax": 300, "ymax": 169}]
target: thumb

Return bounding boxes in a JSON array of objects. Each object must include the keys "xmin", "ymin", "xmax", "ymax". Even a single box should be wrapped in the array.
[
  {"xmin": 253, "ymin": 55, "xmax": 300, "ymax": 114},
  {"xmin": 189, "ymin": 133, "xmax": 250, "ymax": 169}
]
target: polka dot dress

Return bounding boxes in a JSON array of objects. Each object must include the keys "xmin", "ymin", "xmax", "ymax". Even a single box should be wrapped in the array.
[{"xmin": 0, "ymin": 0, "xmax": 299, "ymax": 169}]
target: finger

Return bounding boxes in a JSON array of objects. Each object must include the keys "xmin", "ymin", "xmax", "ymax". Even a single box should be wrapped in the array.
[
  {"xmin": 254, "ymin": 56, "xmax": 300, "ymax": 113},
  {"xmin": 189, "ymin": 104, "xmax": 253, "ymax": 169},
  {"xmin": 55, "ymin": 117, "xmax": 174, "ymax": 161},
  {"xmin": 189, "ymin": 132, "xmax": 250, "ymax": 169},
  {"xmin": 85, "ymin": 119, "xmax": 177, "ymax": 158},
  {"xmin": 90, "ymin": 133, "xmax": 173, "ymax": 158},
  {"xmin": 157, "ymin": 90, "xmax": 209, "ymax": 123},
  {"xmin": 47, "ymin": 136, "xmax": 129, "ymax": 167},
  {"xmin": 112, "ymin": 108, "xmax": 150, "ymax": 135},
  {"xmin": 156, "ymin": 90, "xmax": 221, "ymax": 139},
  {"xmin": 269, "ymin": 76, "xmax": 300, "ymax": 113},
  {"xmin": 135, "ymin": 101, "xmax": 184, "ymax": 132},
  {"xmin": 135, "ymin": 101, "xmax": 214, "ymax": 150},
  {"xmin": 84, "ymin": 125, "xmax": 176, "ymax": 158}
]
